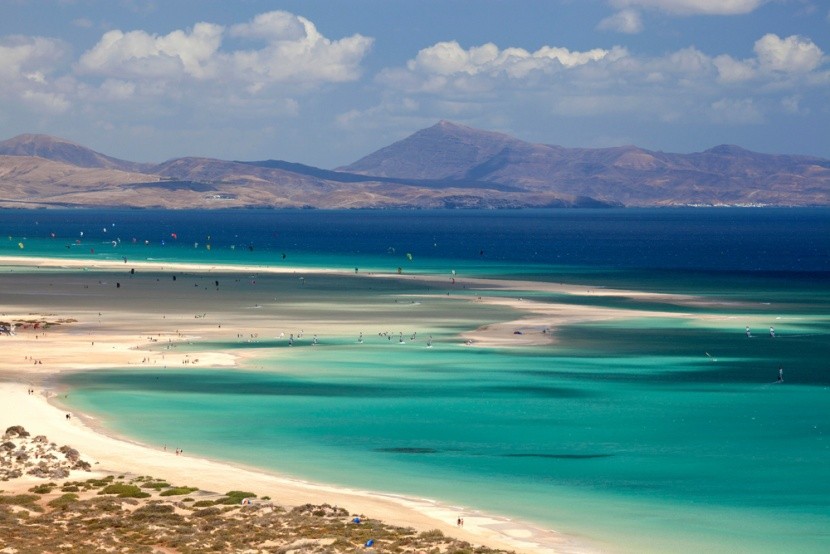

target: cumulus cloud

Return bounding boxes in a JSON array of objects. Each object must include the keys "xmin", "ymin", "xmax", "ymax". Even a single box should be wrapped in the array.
[
  {"xmin": 0, "ymin": 35, "xmax": 67, "ymax": 80},
  {"xmin": 0, "ymin": 10, "xmax": 375, "ymax": 163},
  {"xmin": 386, "ymin": 40, "xmax": 625, "ymax": 91},
  {"xmin": 753, "ymin": 33, "xmax": 824, "ymax": 73},
  {"xmin": 228, "ymin": 11, "xmax": 373, "ymax": 84},
  {"xmin": 609, "ymin": 0, "xmax": 766, "ymax": 15},
  {"xmin": 76, "ymin": 11, "xmax": 372, "ymax": 86},
  {"xmin": 370, "ymin": 31, "xmax": 827, "ymax": 139},
  {"xmin": 598, "ymin": 9, "xmax": 644, "ymax": 33},
  {"xmin": 711, "ymin": 34, "xmax": 824, "ymax": 83},
  {"xmin": 77, "ymin": 23, "xmax": 224, "ymax": 79},
  {"xmin": 0, "ymin": 35, "xmax": 73, "ymax": 116},
  {"xmin": 712, "ymin": 55, "xmax": 756, "ymax": 82},
  {"xmin": 229, "ymin": 10, "xmax": 307, "ymax": 41}
]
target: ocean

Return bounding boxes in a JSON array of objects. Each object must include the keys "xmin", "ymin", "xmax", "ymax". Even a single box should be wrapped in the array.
[{"xmin": 3, "ymin": 208, "xmax": 829, "ymax": 553}]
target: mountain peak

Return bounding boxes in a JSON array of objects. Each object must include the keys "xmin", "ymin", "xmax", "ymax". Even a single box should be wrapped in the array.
[
  {"xmin": 2, "ymin": 133, "xmax": 79, "ymax": 148},
  {"xmin": 0, "ymin": 133, "xmax": 144, "ymax": 171},
  {"xmin": 424, "ymin": 120, "xmax": 514, "ymax": 141},
  {"xmin": 340, "ymin": 120, "xmax": 525, "ymax": 179}
]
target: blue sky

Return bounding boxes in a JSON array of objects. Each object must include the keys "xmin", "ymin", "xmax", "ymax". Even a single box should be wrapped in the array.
[{"xmin": 1, "ymin": 1, "xmax": 828, "ymax": 167}]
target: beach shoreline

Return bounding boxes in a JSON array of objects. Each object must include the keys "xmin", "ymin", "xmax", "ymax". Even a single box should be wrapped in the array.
[
  {"xmin": 2, "ymin": 381, "xmax": 594, "ymax": 554},
  {"xmin": 0, "ymin": 254, "xmax": 619, "ymax": 553}
]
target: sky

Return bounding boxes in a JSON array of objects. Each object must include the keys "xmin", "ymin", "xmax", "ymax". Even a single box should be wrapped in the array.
[{"xmin": 1, "ymin": 1, "xmax": 828, "ymax": 168}]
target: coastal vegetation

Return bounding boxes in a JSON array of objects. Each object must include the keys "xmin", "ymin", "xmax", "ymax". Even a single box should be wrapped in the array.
[{"xmin": 0, "ymin": 426, "xmax": 512, "ymax": 553}]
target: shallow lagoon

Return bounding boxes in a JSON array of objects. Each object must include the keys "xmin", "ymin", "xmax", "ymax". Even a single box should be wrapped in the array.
[{"xmin": 8, "ymin": 208, "xmax": 827, "ymax": 552}]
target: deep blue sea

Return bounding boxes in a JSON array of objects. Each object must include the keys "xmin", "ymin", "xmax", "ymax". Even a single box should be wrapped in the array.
[{"xmin": 3, "ymin": 208, "xmax": 829, "ymax": 553}]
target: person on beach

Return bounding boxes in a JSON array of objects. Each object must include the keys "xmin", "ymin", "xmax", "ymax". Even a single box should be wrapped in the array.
[{"xmin": 778, "ymin": 366, "xmax": 783, "ymax": 382}]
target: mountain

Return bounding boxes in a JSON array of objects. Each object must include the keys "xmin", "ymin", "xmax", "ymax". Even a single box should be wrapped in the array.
[
  {"xmin": 342, "ymin": 120, "xmax": 526, "ymax": 180},
  {"xmin": 0, "ymin": 155, "xmax": 169, "ymax": 208},
  {"xmin": 341, "ymin": 121, "xmax": 830, "ymax": 207},
  {"xmin": 0, "ymin": 134, "xmax": 150, "ymax": 173},
  {"xmin": 0, "ymin": 123, "xmax": 827, "ymax": 209}
]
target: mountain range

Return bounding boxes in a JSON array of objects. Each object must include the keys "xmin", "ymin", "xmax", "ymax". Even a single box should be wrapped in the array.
[{"xmin": 1, "ymin": 121, "xmax": 828, "ymax": 209}]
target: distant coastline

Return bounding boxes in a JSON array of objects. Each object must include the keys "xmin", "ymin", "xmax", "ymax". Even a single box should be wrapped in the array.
[{"xmin": 2, "ymin": 121, "xmax": 827, "ymax": 209}]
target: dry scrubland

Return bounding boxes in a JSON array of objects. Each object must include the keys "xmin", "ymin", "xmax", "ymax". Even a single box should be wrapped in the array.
[{"xmin": 1, "ymin": 426, "xmax": 511, "ymax": 554}]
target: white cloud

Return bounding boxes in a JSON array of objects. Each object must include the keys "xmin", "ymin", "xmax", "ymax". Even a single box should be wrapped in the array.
[
  {"xmin": 598, "ymin": 9, "xmax": 644, "ymax": 33},
  {"xmin": 77, "ymin": 23, "xmax": 224, "ymax": 79},
  {"xmin": 76, "ymin": 11, "xmax": 372, "ymax": 87},
  {"xmin": 394, "ymin": 40, "xmax": 623, "ymax": 88},
  {"xmin": 228, "ymin": 11, "xmax": 373, "ymax": 84},
  {"xmin": 0, "ymin": 35, "xmax": 73, "ymax": 115},
  {"xmin": 0, "ymin": 35, "xmax": 67, "ymax": 80},
  {"xmin": 713, "ymin": 54, "xmax": 756, "ymax": 82},
  {"xmin": 711, "ymin": 34, "xmax": 824, "ymax": 83},
  {"xmin": 229, "ymin": 10, "xmax": 307, "ymax": 41},
  {"xmin": 609, "ymin": 0, "xmax": 766, "ymax": 15},
  {"xmin": 753, "ymin": 33, "xmax": 824, "ymax": 73},
  {"xmin": 371, "ymin": 32, "xmax": 827, "ymax": 138}
]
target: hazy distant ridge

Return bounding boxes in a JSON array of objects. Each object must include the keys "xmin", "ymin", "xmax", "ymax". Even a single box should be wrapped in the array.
[
  {"xmin": 341, "ymin": 121, "xmax": 830, "ymax": 207},
  {"xmin": 0, "ymin": 122, "xmax": 827, "ymax": 209}
]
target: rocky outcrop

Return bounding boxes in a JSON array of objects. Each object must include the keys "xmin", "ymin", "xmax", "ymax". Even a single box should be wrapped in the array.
[{"xmin": 1, "ymin": 425, "xmax": 92, "ymax": 481}]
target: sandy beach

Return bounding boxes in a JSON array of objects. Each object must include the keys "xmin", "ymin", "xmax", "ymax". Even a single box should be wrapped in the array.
[{"xmin": 0, "ymin": 254, "xmax": 734, "ymax": 553}]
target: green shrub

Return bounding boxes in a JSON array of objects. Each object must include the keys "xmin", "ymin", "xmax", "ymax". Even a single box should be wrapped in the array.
[
  {"xmin": 0, "ymin": 494, "xmax": 42, "ymax": 512},
  {"xmin": 29, "ymin": 483, "xmax": 55, "ymax": 494},
  {"xmin": 140, "ymin": 481, "xmax": 170, "ymax": 490},
  {"xmin": 193, "ymin": 506, "xmax": 222, "ymax": 517},
  {"xmin": 98, "ymin": 484, "xmax": 151, "ymax": 498},
  {"xmin": 85, "ymin": 476, "xmax": 115, "ymax": 488},
  {"xmin": 61, "ymin": 485, "xmax": 80, "ymax": 492},
  {"xmin": 214, "ymin": 490, "xmax": 256, "ymax": 505},
  {"xmin": 130, "ymin": 503, "xmax": 181, "ymax": 523},
  {"xmin": 192, "ymin": 500, "xmax": 214, "ymax": 507},
  {"xmin": 47, "ymin": 493, "xmax": 79, "ymax": 509},
  {"xmin": 159, "ymin": 486, "xmax": 198, "ymax": 497}
]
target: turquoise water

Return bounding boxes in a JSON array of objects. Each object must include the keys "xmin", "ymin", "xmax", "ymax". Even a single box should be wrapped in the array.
[
  {"xmin": 61, "ymin": 281, "xmax": 830, "ymax": 552},
  {"xmin": 5, "ymin": 209, "xmax": 829, "ymax": 552}
]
